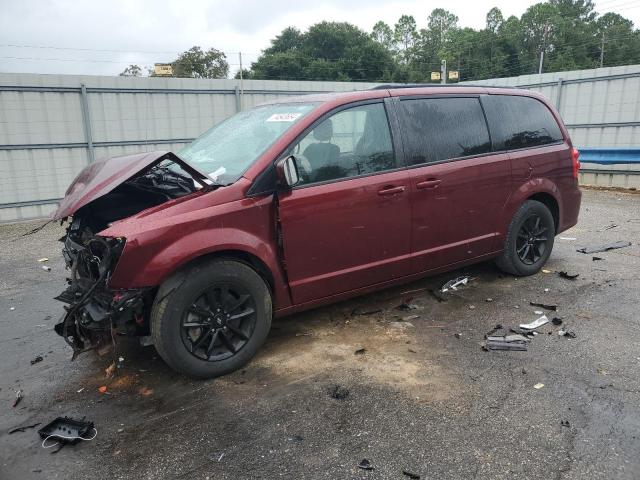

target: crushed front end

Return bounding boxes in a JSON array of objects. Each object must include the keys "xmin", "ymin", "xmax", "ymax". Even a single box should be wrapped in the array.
[
  {"xmin": 54, "ymin": 218, "xmax": 151, "ymax": 358},
  {"xmin": 52, "ymin": 154, "xmax": 207, "ymax": 358}
]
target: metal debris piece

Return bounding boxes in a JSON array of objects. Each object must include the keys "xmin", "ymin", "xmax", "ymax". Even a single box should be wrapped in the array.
[
  {"xmin": 592, "ymin": 256, "xmax": 603, "ymax": 261},
  {"xmin": 440, "ymin": 276, "xmax": 471, "ymax": 293},
  {"xmin": 576, "ymin": 241, "xmax": 631, "ymax": 254},
  {"xmin": 9, "ymin": 422, "xmax": 41, "ymax": 434},
  {"xmin": 542, "ymin": 269, "xmax": 551, "ymax": 273},
  {"xmin": 533, "ymin": 383, "xmax": 545, "ymax": 389},
  {"xmin": 30, "ymin": 356, "xmax": 43, "ymax": 365},
  {"xmin": 519, "ymin": 315, "xmax": 549, "ymax": 330},
  {"xmin": 529, "ymin": 302, "xmax": 557, "ymax": 312},
  {"xmin": 358, "ymin": 459, "xmax": 374, "ymax": 471},
  {"xmin": 559, "ymin": 237, "xmax": 576, "ymax": 241},
  {"xmin": 558, "ymin": 271, "xmax": 579, "ymax": 280},
  {"xmin": 485, "ymin": 335, "xmax": 529, "ymax": 351},
  {"xmin": 37, "ymin": 258, "xmax": 49, "ymax": 263}
]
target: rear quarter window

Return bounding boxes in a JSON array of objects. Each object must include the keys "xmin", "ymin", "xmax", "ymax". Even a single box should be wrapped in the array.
[
  {"xmin": 397, "ymin": 97, "xmax": 491, "ymax": 165},
  {"xmin": 482, "ymin": 95, "xmax": 564, "ymax": 151}
]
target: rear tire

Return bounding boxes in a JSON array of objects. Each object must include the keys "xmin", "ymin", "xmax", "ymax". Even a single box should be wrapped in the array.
[
  {"xmin": 495, "ymin": 200, "xmax": 555, "ymax": 276},
  {"xmin": 150, "ymin": 259, "xmax": 272, "ymax": 379}
]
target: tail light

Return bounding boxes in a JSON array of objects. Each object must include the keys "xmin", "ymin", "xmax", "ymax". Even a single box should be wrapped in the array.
[{"xmin": 571, "ymin": 148, "xmax": 580, "ymax": 179}]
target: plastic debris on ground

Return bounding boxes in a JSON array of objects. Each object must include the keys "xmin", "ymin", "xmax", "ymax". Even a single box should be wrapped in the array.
[
  {"xmin": 37, "ymin": 258, "xmax": 48, "ymax": 263},
  {"xmin": 38, "ymin": 417, "xmax": 96, "ymax": 453},
  {"xmin": 576, "ymin": 241, "xmax": 632, "ymax": 254},
  {"xmin": 8, "ymin": 422, "xmax": 41, "ymax": 434},
  {"xmin": 552, "ymin": 317, "xmax": 563, "ymax": 326},
  {"xmin": 559, "ymin": 237, "xmax": 576, "ymax": 241},
  {"xmin": 41, "ymin": 265, "xmax": 52, "ymax": 272},
  {"xmin": 98, "ymin": 386, "xmax": 108, "ymax": 394},
  {"xmin": 561, "ymin": 420, "xmax": 571, "ymax": 428},
  {"xmin": 485, "ymin": 335, "xmax": 529, "ymax": 351},
  {"xmin": 558, "ymin": 329, "xmax": 577, "ymax": 338},
  {"xmin": 354, "ymin": 347, "xmax": 366, "ymax": 355},
  {"xmin": 558, "ymin": 271, "xmax": 579, "ymax": 280},
  {"xmin": 12, "ymin": 390, "xmax": 22, "ymax": 407},
  {"xmin": 520, "ymin": 315, "xmax": 549, "ymax": 330},
  {"xmin": 30, "ymin": 356, "xmax": 43, "ymax": 365},
  {"xmin": 592, "ymin": 256, "xmax": 603, "ymax": 261},
  {"xmin": 533, "ymin": 383, "xmax": 545, "ymax": 389},
  {"xmin": 542, "ymin": 269, "xmax": 551, "ymax": 273},
  {"xmin": 529, "ymin": 302, "xmax": 558, "ymax": 311},
  {"xmin": 403, "ymin": 470, "xmax": 421, "ymax": 479},
  {"xmin": 358, "ymin": 459, "xmax": 374, "ymax": 471},
  {"xmin": 440, "ymin": 276, "xmax": 472, "ymax": 293}
]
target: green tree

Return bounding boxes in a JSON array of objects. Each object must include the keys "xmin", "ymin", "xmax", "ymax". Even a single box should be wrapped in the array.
[
  {"xmin": 171, "ymin": 46, "xmax": 229, "ymax": 79},
  {"xmin": 394, "ymin": 15, "xmax": 418, "ymax": 62},
  {"xmin": 371, "ymin": 21, "xmax": 394, "ymax": 51},
  {"xmin": 119, "ymin": 64, "xmax": 143, "ymax": 77}
]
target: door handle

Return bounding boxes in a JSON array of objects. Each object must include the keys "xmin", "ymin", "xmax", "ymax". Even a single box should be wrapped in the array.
[
  {"xmin": 416, "ymin": 179, "xmax": 442, "ymax": 190},
  {"xmin": 378, "ymin": 185, "xmax": 406, "ymax": 196}
]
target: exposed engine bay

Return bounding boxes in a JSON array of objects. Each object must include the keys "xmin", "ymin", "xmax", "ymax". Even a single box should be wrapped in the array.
[{"xmin": 54, "ymin": 158, "xmax": 204, "ymax": 358}]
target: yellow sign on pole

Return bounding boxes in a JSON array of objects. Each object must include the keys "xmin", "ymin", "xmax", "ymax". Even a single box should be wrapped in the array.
[
  {"xmin": 430, "ymin": 72, "xmax": 441, "ymax": 81},
  {"xmin": 154, "ymin": 64, "xmax": 173, "ymax": 76},
  {"xmin": 448, "ymin": 70, "xmax": 459, "ymax": 80}
]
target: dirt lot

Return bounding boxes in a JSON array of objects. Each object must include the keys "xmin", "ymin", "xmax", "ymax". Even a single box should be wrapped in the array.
[{"xmin": 1, "ymin": 188, "xmax": 639, "ymax": 480}]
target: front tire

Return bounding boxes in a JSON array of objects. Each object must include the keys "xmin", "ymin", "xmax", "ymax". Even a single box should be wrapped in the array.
[
  {"xmin": 495, "ymin": 200, "xmax": 555, "ymax": 276},
  {"xmin": 150, "ymin": 259, "xmax": 272, "ymax": 378}
]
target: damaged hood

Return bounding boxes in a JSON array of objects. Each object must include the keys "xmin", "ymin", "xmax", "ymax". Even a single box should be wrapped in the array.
[{"xmin": 53, "ymin": 151, "xmax": 207, "ymax": 220}]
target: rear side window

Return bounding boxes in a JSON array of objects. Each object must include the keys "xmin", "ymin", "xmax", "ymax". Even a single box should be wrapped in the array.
[
  {"xmin": 482, "ymin": 95, "xmax": 563, "ymax": 151},
  {"xmin": 397, "ymin": 97, "xmax": 491, "ymax": 165}
]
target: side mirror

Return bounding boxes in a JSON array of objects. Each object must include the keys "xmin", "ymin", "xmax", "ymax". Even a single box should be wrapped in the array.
[{"xmin": 275, "ymin": 155, "xmax": 300, "ymax": 189}]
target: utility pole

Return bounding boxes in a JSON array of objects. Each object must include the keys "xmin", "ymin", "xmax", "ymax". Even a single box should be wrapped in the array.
[
  {"xmin": 238, "ymin": 52, "xmax": 244, "ymax": 110},
  {"xmin": 538, "ymin": 24, "xmax": 550, "ymax": 75},
  {"xmin": 441, "ymin": 59, "xmax": 447, "ymax": 84},
  {"xmin": 599, "ymin": 32, "xmax": 605, "ymax": 68}
]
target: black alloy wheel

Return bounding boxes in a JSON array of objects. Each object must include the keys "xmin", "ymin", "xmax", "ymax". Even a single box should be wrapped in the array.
[
  {"xmin": 181, "ymin": 284, "xmax": 257, "ymax": 362},
  {"xmin": 515, "ymin": 214, "xmax": 549, "ymax": 265}
]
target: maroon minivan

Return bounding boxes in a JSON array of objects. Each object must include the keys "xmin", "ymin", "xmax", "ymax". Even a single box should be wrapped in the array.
[{"xmin": 53, "ymin": 85, "xmax": 581, "ymax": 377}]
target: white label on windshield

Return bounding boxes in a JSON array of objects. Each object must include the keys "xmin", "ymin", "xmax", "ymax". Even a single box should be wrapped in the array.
[
  {"xmin": 209, "ymin": 166, "xmax": 226, "ymax": 181},
  {"xmin": 266, "ymin": 113, "xmax": 301, "ymax": 122}
]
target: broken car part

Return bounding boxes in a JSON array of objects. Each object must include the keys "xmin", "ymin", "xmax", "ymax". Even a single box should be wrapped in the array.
[
  {"xmin": 558, "ymin": 271, "xmax": 579, "ymax": 280},
  {"xmin": 38, "ymin": 417, "xmax": 97, "ymax": 451},
  {"xmin": 440, "ymin": 276, "xmax": 471, "ymax": 293},
  {"xmin": 485, "ymin": 335, "xmax": 529, "ymax": 351},
  {"xmin": 519, "ymin": 315, "xmax": 549, "ymax": 330},
  {"xmin": 52, "ymin": 154, "xmax": 206, "ymax": 360},
  {"xmin": 8, "ymin": 422, "xmax": 41, "ymax": 434},
  {"xmin": 529, "ymin": 302, "xmax": 558, "ymax": 311},
  {"xmin": 576, "ymin": 241, "xmax": 632, "ymax": 254}
]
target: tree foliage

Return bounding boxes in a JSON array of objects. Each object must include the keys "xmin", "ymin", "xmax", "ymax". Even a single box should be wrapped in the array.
[
  {"xmin": 171, "ymin": 46, "xmax": 229, "ymax": 79},
  {"xmin": 244, "ymin": 1, "xmax": 640, "ymax": 82},
  {"xmin": 119, "ymin": 64, "xmax": 143, "ymax": 77}
]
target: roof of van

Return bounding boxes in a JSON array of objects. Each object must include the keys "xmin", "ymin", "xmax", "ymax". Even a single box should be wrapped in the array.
[{"xmin": 264, "ymin": 84, "xmax": 529, "ymax": 106}]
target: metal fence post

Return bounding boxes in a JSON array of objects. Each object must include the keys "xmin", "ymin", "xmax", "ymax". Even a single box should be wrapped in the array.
[
  {"xmin": 556, "ymin": 78, "xmax": 564, "ymax": 113},
  {"xmin": 79, "ymin": 83, "xmax": 95, "ymax": 163},
  {"xmin": 234, "ymin": 85, "xmax": 241, "ymax": 112}
]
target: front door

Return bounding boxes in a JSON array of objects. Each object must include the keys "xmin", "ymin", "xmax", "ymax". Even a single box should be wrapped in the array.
[
  {"xmin": 277, "ymin": 102, "xmax": 412, "ymax": 305},
  {"xmin": 394, "ymin": 95, "xmax": 511, "ymax": 273}
]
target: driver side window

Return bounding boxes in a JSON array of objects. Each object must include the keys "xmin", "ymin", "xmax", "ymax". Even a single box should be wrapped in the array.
[{"xmin": 292, "ymin": 103, "xmax": 395, "ymax": 185}]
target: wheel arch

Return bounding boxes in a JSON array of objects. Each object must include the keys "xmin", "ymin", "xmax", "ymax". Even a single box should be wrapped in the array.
[{"xmin": 527, "ymin": 192, "xmax": 560, "ymax": 233}]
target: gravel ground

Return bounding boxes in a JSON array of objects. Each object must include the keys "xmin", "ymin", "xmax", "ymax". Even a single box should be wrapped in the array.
[{"xmin": 0, "ymin": 187, "xmax": 639, "ymax": 480}]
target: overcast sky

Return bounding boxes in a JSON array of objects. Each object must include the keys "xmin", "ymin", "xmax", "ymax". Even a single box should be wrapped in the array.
[{"xmin": 1, "ymin": 0, "xmax": 638, "ymax": 77}]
